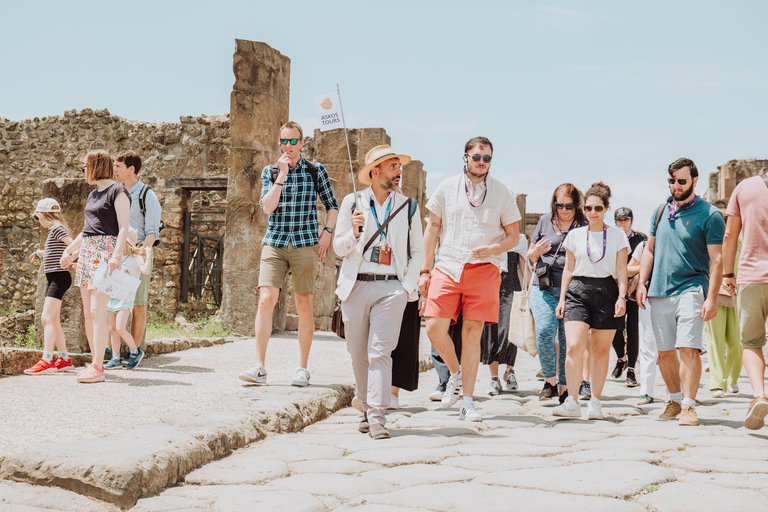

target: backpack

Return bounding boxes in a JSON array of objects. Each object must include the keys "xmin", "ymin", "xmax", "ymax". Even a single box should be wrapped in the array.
[
  {"xmin": 270, "ymin": 161, "xmax": 319, "ymax": 198},
  {"xmin": 139, "ymin": 185, "xmax": 164, "ymax": 247}
]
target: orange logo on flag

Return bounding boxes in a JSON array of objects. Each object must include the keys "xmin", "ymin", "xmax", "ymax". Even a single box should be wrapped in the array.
[{"xmin": 320, "ymin": 98, "xmax": 333, "ymax": 110}]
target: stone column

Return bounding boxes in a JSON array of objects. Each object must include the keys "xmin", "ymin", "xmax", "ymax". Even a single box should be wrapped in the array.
[
  {"xmin": 34, "ymin": 178, "xmax": 92, "ymax": 352},
  {"xmin": 516, "ymin": 193, "xmax": 527, "ymax": 233},
  {"xmin": 221, "ymin": 40, "xmax": 290, "ymax": 335}
]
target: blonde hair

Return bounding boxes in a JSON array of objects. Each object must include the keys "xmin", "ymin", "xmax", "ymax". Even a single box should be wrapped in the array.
[
  {"xmin": 35, "ymin": 211, "xmax": 69, "ymax": 233},
  {"xmin": 124, "ymin": 228, "xmax": 144, "ymax": 257}
]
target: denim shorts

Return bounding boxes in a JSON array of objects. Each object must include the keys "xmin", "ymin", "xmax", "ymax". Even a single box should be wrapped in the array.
[{"xmin": 649, "ymin": 291, "xmax": 705, "ymax": 351}]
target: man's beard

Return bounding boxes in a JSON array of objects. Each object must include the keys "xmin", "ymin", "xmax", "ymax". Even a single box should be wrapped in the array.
[
  {"xmin": 381, "ymin": 176, "xmax": 399, "ymax": 192},
  {"xmin": 467, "ymin": 167, "xmax": 489, "ymax": 179},
  {"xmin": 673, "ymin": 183, "xmax": 694, "ymax": 202}
]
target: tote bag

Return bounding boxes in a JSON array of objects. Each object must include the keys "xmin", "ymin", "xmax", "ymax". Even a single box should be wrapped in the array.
[{"xmin": 508, "ymin": 263, "xmax": 537, "ymax": 357}]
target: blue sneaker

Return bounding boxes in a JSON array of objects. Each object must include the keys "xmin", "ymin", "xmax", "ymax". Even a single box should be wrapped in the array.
[
  {"xmin": 104, "ymin": 357, "xmax": 123, "ymax": 369},
  {"xmin": 125, "ymin": 348, "xmax": 145, "ymax": 370}
]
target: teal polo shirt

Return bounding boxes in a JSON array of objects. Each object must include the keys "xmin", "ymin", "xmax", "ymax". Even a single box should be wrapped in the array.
[{"xmin": 648, "ymin": 197, "xmax": 725, "ymax": 298}]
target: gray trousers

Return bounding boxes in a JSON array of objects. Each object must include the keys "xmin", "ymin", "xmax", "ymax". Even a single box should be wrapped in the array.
[{"xmin": 341, "ymin": 280, "xmax": 407, "ymax": 426}]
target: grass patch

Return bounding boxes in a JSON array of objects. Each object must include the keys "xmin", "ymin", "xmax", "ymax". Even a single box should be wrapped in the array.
[
  {"xmin": 13, "ymin": 325, "xmax": 41, "ymax": 350},
  {"xmin": 343, "ymin": 450, "xmax": 353, "ymax": 457},
  {"xmin": 146, "ymin": 314, "xmax": 230, "ymax": 340},
  {"xmin": 640, "ymin": 484, "xmax": 660, "ymax": 494}
]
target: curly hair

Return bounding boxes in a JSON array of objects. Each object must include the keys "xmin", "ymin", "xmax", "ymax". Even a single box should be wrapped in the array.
[{"xmin": 585, "ymin": 181, "xmax": 612, "ymax": 209}]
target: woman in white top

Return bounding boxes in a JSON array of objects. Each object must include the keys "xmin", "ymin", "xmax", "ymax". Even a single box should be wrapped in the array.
[{"xmin": 553, "ymin": 182, "xmax": 629, "ymax": 419}]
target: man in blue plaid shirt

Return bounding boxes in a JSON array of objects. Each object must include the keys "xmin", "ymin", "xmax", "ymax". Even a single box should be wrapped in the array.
[{"xmin": 239, "ymin": 121, "xmax": 339, "ymax": 388}]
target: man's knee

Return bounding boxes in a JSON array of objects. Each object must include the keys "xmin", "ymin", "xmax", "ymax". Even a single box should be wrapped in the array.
[
  {"xmin": 294, "ymin": 293, "xmax": 314, "ymax": 314},
  {"xmin": 257, "ymin": 287, "xmax": 280, "ymax": 310},
  {"xmin": 678, "ymin": 347, "xmax": 701, "ymax": 360}
]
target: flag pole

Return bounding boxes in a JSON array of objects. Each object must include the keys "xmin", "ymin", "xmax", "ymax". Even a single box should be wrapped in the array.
[{"xmin": 336, "ymin": 83, "xmax": 361, "ymax": 214}]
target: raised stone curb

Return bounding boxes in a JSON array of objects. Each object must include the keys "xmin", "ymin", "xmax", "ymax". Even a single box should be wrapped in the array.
[
  {"xmin": 143, "ymin": 336, "xmax": 239, "ymax": 356},
  {"xmin": 0, "ymin": 347, "xmax": 91, "ymax": 376}
]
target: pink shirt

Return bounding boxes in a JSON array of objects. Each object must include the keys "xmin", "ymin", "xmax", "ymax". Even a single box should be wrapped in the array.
[{"xmin": 726, "ymin": 175, "xmax": 768, "ymax": 284}]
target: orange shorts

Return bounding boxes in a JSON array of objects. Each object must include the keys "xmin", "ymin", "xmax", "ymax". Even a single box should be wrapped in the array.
[{"xmin": 425, "ymin": 263, "xmax": 501, "ymax": 325}]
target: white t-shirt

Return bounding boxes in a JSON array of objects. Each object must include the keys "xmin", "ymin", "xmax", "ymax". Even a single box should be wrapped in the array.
[
  {"xmin": 563, "ymin": 225, "xmax": 629, "ymax": 279},
  {"xmin": 632, "ymin": 240, "xmax": 645, "ymax": 263}
]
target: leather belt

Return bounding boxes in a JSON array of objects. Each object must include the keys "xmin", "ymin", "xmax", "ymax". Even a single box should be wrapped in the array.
[{"xmin": 356, "ymin": 274, "xmax": 399, "ymax": 282}]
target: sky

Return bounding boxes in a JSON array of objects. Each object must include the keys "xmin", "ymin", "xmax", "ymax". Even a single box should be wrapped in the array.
[{"xmin": 2, "ymin": 0, "xmax": 767, "ymax": 232}]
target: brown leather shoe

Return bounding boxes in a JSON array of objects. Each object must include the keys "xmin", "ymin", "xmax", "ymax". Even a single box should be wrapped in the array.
[
  {"xmin": 679, "ymin": 406, "xmax": 698, "ymax": 426},
  {"xmin": 368, "ymin": 423, "xmax": 391, "ymax": 440},
  {"xmin": 358, "ymin": 413, "xmax": 369, "ymax": 434},
  {"xmin": 660, "ymin": 401, "xmax": 682, "ymax": 420},
  {"xmin": 744, "ymin": 396, "xmax": 768, "ymax": 430}
]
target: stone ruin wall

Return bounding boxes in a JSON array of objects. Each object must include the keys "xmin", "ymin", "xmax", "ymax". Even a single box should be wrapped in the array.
[
  {"xmin": 0, "ymin": 109, "xmax": 231, "ymax": 320},
  {"xmin": 707, "ymin": 159, "xmax": 768, "ymax": 202}
]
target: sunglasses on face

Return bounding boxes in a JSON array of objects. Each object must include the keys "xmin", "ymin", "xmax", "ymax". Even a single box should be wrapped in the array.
[
  {"xmin": 279, "ymin": 138, "xmax": 300, "ymax": 146},
  {"xmin": 555, "ymin": 203, "xmax": 576, "ymax": 210},
  {"xmin": 584, "ymin": 205, "xmax": 605, "ymax": 213},
  {"xmin": 668, "ymin": 178, "xmax": 688, "ymax": 186},
  {"xmin": 467, "ymin": 154, "xmax": 492, "ymax": 163}
]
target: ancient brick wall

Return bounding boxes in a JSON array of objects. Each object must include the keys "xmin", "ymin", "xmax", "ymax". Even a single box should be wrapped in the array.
[
  {"xmin": 0, "ymin": 109, "xmax": 230, "ymax": 318},
  {"xmin": 706, "ymin": 158, "xmax": 768, "ymax": 202}
]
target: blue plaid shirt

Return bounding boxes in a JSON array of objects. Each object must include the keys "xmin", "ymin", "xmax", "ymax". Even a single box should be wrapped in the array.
[{"xmin": 260, "ymin": 157, "xmax": 339, "ymax": 248}]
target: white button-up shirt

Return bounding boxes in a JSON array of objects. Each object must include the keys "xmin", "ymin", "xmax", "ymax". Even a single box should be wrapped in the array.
[{"xmin": 427, "ymin": 174, "xmax": 521, "ymax": 282}]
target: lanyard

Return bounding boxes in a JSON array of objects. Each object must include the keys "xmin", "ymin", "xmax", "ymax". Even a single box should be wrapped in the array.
[
  {"xmin": 586, "ymin": 224, "xmax": 608, "ymax": 263},
  {"xmin": 370, "ymin": 195, "xmax": 392, "ymax": 240},
  {"xmin": 668, "ymin": 195, "xmax": 698, "ymax": 221},
  {"xmin": 463, "ymin": 171, "xmax": 488, "ymax": 208}
]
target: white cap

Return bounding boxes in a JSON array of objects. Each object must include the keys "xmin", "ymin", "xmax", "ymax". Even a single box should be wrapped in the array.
[{"xmin": 35, "ymin": 198, "xmax": 62, "ymax": 213}]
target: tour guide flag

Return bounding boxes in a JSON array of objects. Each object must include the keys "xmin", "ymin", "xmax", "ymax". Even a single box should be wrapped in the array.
[{"xmin": 314, "ymin": 92, "xmax": 344, "ymax": 131}]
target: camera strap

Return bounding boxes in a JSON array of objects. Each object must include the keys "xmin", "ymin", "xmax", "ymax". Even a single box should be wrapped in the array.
[{"xmin": 363, "ymin": 199, "xmax": 410, "ymax": 254}]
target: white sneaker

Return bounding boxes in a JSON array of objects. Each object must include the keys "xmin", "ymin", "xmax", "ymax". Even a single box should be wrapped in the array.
[
  {"xmin": 712, "ymin": 389, "xmax": 725, "ymax": 398},
  {"xmin": 428, "ymin": 388, "xmax": 445, "ymax": 402},
  {"xmin": 239, "ymin": 363, "xmax": 267, "ymax": 385},
  {"xmin": 352, "ymin": 396, "xmax": 364, "ymax": 412},
  {"xmin": 487, "ymin": 377, "xmax": 501, "ymax": 396},
  {"xmin": 291, "ymin": 367, "xmax": 310, "ymax": 387},
  {"xmin": 441, "ymin": 370, "xmax": 462, "ymax": 407},
  {"xmin": 503, "ymin": 368, "xmax": 518, "ymax": 390},
  {"xmin": 728, "ymin": 384, "xmax": 739, "ymax": 394},
  {"xmin": 387, "ymin": 395, "xmax": 400, "ymax": 410},
  {"xmin": 553, "ymin": 396, "xmax": 582, "ymax": 418},
  {"xmin": 459, "ymin": 399, "xmax": 483, "ymax": 422},
  {"xmin": 587, "ymin": 398, "xmax": 604, "ymax": 420}
]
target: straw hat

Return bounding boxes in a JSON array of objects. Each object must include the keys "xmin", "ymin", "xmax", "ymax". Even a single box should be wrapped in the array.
[{"xmin": 358, "ymin": 145, "xmax": 411, "ymax": 186}]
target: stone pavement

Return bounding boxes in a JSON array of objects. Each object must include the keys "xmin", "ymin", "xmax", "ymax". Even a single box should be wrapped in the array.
[
  {"xmin": 2, "ymin": 329, "xmax": 768, "ymax": 511},
  {"xmin": 128, "ymin": 344, "xmax": 768, "ymax": 512}
]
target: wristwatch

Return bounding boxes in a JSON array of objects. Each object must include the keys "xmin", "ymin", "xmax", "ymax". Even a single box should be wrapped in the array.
[
  {"xmin": 620, "ymin": 294, "xmax": 629, "ymax": 301},
  {"xmin": 723, "ymin": 273, "xmax": 735, "ymax": 278},
  {"xmin": 323, "ymin": 226, "xmax": 334, "ymax": 234}
]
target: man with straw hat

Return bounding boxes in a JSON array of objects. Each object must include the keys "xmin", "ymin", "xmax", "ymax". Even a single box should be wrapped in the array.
[
  {"xmin": 333, "ymin": 144, "xmax": 424, "ymax": 439},
  {"xmin": 420, "ymin": 136, "xmax": 521, "ymax": 422}
]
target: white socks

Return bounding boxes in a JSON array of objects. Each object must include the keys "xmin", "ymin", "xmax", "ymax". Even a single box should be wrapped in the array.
[
  {"xmin": 682, "ymin": 398, "xmax": 696, "ymax": 409},
  {"xmin": 670, "ymin": 392, "xmax": 683, "ymax": 404}
]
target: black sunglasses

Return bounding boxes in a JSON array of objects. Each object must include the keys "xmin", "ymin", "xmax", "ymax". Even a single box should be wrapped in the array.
[
  {"xmin": 555, "ymin": 203, "xmax": 576, "ymax": 210},
  {"xmin": 467, "ymin": 154, "xmax": 492, "ymax": 163},
  {"xmin": 584, "ymin": 205, "xmax": 605, "ymax": 212},
  {"xmin": 279, "ymin": 138, "xmax": 300, "ymax": 146},
  {"xmin": 667, "ymin": 178, "xmax": 687, "ymax": 186}
]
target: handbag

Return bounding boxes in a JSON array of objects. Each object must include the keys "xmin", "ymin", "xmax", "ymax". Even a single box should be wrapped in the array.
[
  {"xmin": 508, "ymin": 263, "xmax": 538, "ymax": 358},
  {"xmin": 534, "ymin": 235, "xmax": 565, "ymax": 291},
  {"xmin": 331, "ymin": 299, "xmax": 345, "ymax": 338}
]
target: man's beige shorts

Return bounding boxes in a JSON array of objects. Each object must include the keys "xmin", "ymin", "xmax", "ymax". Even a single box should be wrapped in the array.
[
  {"xmin": 738, "ymin": 283, "xmax": 768, "ymax": 349},
  {"xmin": 258, "ymin": 243, "xmax": 318, "ymax": 295}
]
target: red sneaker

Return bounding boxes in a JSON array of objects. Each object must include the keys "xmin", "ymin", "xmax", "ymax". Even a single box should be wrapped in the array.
[
  {"xmin": 54, "ymin": 358, "xmax": 74, "ymax": 372},
  {"xmin": 24, "ymin": 358, "xmax": 57, "ymax": 375}
]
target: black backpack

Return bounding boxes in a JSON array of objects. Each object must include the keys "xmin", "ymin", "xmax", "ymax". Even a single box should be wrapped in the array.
[
  {"xmin": 139, "ymin": 185, "xmax": 164, "ymax": 247},
  {"xmin": 270, "ymin": 161, "xmax": 319, "ymax": 198}
]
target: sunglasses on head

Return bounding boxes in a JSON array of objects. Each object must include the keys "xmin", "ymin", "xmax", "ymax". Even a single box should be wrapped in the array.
[
  {"xmin": 555, "ymin": 202, "xmax": 575, "ymax": 210},
  {"xmin": 584, "ymin": 205, "xmax": 605, "ymax": 212},
  {"xmin": 279, "ymin": 138, "xmax": 300, "ymax": 146},
  {"xmin": 667, "ymin": 178, "xmax": 688, "ymax": 186},
  {"xmin": 466, "ymin": 154, "xmax": 492, "ymax": 163}
]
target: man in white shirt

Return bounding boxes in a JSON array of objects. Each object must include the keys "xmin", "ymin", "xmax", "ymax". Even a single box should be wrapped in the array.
[
  {"xmin": 420, "ymin": 136, "xmax": 521, "ymax": 422},
  {"xmin": 333, "ymin": 145, "xmax": 424, "ymax": 440}
]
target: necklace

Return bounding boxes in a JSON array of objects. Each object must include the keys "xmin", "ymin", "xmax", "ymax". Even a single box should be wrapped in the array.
[
  {"xmin": 463, "ymin": 169, "xmax": 487, "ymax": 208},
  {"xmin": 554, "ymin": 216, "xmax": 576, "ymax": 234},
  {"xmin": 586, "ymin": 224, "xmax": 608, "ymax": 263}
]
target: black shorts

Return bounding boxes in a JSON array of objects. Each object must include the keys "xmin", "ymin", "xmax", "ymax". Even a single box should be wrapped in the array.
[
  {"xmin": 45, "ymin": 271, "xmax": 72, "ymax": 301},
  {"xmin": 564, "ymin": 276, "xmax": 624, "ymax": 331}
]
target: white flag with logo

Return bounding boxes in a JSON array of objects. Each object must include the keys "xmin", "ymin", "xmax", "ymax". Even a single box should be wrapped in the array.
[{"xmin": 314, "ymin": 92, "xmax": 344, "ymax": 131}]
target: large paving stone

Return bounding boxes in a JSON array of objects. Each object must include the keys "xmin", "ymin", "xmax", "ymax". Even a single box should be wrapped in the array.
[
  {"xmin": 477, "ymin": 425, "xmax": 612, "ymax": 446},
  {"xmin": 352, "ymin": 482, "xmax": 646, "ymax": 511},
  {"xmin": 637, "ymin": 481, "xmax": 768, "ymax": 512},
  {"xmin": 442, "ymin": 455, "xmax": 554, "ymax": 472},
  {"xmin": 230, "ymin": 438, "xmax": 345, "ymax": 463},
  {"xmin": 333, "ymin": 434, "xmax": 461, "ymax": 453},
  {"xmin": 264, "ymin": 472, "xmax": 396, "ymax": 497},
  {"xmin": 456, "ymin": 442, "xmax": 570, "ymax": 457},
  {"xmin": 132, "ymin": 486, "xmax": 325, "ymax": 512},
  {"xmin": 0, "ymin": 480, "xmax": 116, "ymax": 512},
  {"xmin": 663, "ymin": 455, "xmax": 768, "ymax": 474},
  {"xmin": 335, "ymin": 506, "xmax": 426, "ymax": 512},
  {"xmin": 364, "ymin": 464, "xmax": 478, "ymax": 486},
  {"xmin": 289, "ymin": 459, "xmax": 382, "ymax": 475},
  {"xmin": 678, "ymin": 472, "xmax": 768, "ymax": 491},
  {"xmin": 684, "ymin": 445, "xmax": 768, "ymax": 461},
  {"xmin": 681, "ymin": 435, "xmax": 768, "ymax": 448},
  {"xmin": 555, "ymin": 448, "xmax": 662, "ymax": 464},
  {"xmin": 474, "ymin": 460, "xmax": 674, "ymax": 498},
  {"xmin": 0, "ymin": 425, "xmax": 212, "ymax": 509},
  {"xmin": 347, "ymin": 446, "xmax": 459, "ymax": 466},
  {"xmin": 575, "ymin": 435, "xmax": 682, "ymax": 453},
  {"xmin": 184, "ymin": 457, "xmax": 289, "ymax": 485}
]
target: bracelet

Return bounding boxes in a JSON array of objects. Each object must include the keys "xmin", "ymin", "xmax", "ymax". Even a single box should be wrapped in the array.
[
  {"xmin": 420, "ymin": 270, "xmax": 431, "ymax": 276},
  {"xmin": 723, "ymin": 273, "xmax": 735, "ymax": 278},
  {"xmin": 274, "ymin": 182, "xmax": 284, "ymax": 187}
]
